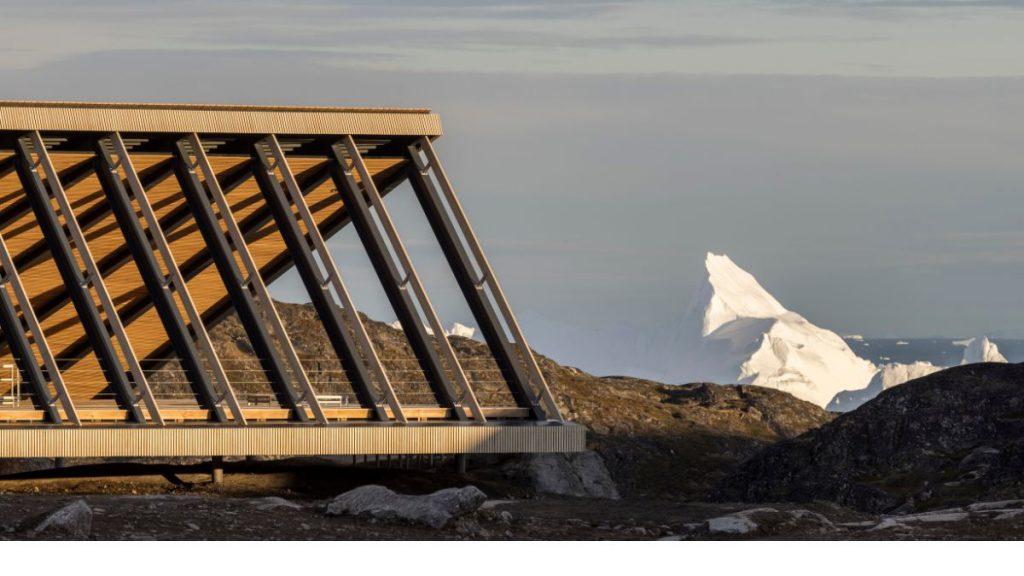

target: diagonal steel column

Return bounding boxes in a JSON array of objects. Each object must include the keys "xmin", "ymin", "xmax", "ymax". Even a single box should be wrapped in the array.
[
  {"xmin": 328, "ymin": 136, "xmax": 484, "ymax": 421},
  {"xmin": 0, "ymin": 232, "xmax": 79, "ymax": 424},
  {"xmin": 95, "ymin": 133, "xmax": 240, "ymax": 424},
  {"xmin": 173, "ymin": 134, "xmax": 326, "ymax": 424},
  {"xmin": 106, "ymin": 134, "xmax": 247, "ymax": 425},
  {"xmin": 406, "ymin": 138, "xmax": 561, "ymax": 421},
  {"xmin": 14, "ymin": 132, "xmax": 158, "ymax": 424},
  {"xmin": 252, "ymin": 135, "xmax": 406, "ymax": 423}
]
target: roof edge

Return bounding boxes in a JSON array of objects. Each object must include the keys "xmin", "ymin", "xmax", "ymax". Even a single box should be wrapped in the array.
[
  {"xmin": 0, "ymin": 100, "xmax": 432, "ymax": 114},
  {"xmin": 0, "ymin": 100, "xmax": 442, "ymax": 137}
]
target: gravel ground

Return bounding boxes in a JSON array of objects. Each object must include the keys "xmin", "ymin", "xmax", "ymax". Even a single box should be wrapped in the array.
[{"xmin": 3, "ymin": 462, "xmax": 1023, "ymax": 540}]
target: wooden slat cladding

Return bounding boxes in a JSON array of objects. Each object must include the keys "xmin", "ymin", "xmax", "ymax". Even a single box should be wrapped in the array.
[
  {"xmin": 0, "ymin": 406, "xmax": 531, "ymax": 424},
  {"xmin": 0, "ymin": 422, "xmax": 587, "ymax": 458},
  {"xmin": 0, "ymin": 149, "xmax": 406, "ymax": 403},
  {"xmin": 0, "ymin": 101, "xmax": 442, "ymax": 137}
]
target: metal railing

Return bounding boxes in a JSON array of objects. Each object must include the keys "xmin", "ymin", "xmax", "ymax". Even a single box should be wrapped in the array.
[
  {"xmin": 0, "ymin": 354, "xmax": 521, "ymax": 410},
  {"xmin": 0, "ymin": 363, "xmax": 20, "ymax": 407}
]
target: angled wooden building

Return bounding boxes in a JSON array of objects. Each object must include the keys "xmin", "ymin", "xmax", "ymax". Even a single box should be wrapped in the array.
[{"xmin": 0, "ymin": 101, "xmax": 582, "ymax": 459}]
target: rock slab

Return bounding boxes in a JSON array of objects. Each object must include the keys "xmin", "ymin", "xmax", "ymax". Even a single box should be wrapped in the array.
[
  {"xmin": 32, "ymin": 499, "xmax": 93, "ymax": 539},
  {"xmin": 325, "ymin": 485, "xmax": 487, "ymax": 528},
  {"xmin": 505, "ymin": 450, "xmax": 620, "ymax": 499}
]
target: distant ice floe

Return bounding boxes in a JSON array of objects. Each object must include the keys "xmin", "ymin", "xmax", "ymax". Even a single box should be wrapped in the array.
[
  {"xmin": 387, "ymin": 320, "xmax": 476, "ymax": 339},
  {"xmin": 828, "ymin": 336, "xmax": 1009, "ymax": 411},
  {"xmin": 828, "ymin": 361, "xmax": 941, "ymax": 412}
]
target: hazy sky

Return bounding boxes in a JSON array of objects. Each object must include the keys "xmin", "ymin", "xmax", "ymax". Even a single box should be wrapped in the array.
[{"xmin": 3, "ymin": 0, "xmax": 1024, "ymax": 344}]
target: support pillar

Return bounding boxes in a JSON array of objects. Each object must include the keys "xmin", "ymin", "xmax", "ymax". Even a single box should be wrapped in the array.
[{"xmin": 211, "ymin": 456, "xmax": 224, "ymax": 484}]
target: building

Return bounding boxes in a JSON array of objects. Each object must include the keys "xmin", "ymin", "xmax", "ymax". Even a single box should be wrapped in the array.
[{"xmin": 0, "ymin": 101, "xmax": 582, "ymax": 459}]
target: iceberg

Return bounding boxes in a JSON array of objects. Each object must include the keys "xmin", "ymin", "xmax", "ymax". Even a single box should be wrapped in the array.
[
  {"xmin": 960, "ymin": 336, "xmax": 1007, "ymax": 365},
  {"xmin": 669, "ymin": 253, "xmax": 877, "ymax": 408},
  {"xmin": 829, "ymin": 337, "xmax": 1010, "ymax": 411},
  {"xmin": 827, "ymin": 361, "xmax": 941, "ymax": 412},
  {"xmin": 387, "ymin": 320, "xmax": 477, "ymax": 339}
]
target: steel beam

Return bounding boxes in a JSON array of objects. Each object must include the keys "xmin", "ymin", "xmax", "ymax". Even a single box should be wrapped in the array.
[
  {"xmin": 0, "ymin": 233, "xmax": 79, "ymax": 424},
  {"xmin": 406, "ymin": 138, "xmax": 561, "ymax": 421},
  {"xmin": 106, "ymin": 134, "xmax": 247, "ymax": 425},
  {"xmin": 94, "ymin": 134, "xmax": 237, "ymax": 424},
  {"xmin": 252, "ymin": 135, "xmax": 406, "ymax": 422},
  {"xmin": 173, "ymin": 134, "xmax": 326, "ymax": 424},
  {"xmin": 328, "ymin": 136, "xmax": 483, "ymax": 421},
  {"xmin": 2, "ymin": 158, "xmax": 100, "ymax": 267},
  {"xmin": 14, "ymin": 132, "xmax": 158, "ymax": 424}
]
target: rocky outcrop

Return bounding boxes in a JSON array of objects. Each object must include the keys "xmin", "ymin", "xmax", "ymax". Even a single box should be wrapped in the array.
[
  {"xmin": 325, "ymin": 485, "xmax": 487, "ymax": 528},
  {"xmin": 573, "ymin": 380, "xmax": 832, "ymax": 498},
  {"xmin": 503, "ymin": 451, "xmax": 620, "ymax": 499},
  {"xmin": 718, "ymin": 363, "xmax": 1024, "ymax": 513},
  {"xmin": 31, "ymin": 499, "xmax": 92, "ymax": 539}
]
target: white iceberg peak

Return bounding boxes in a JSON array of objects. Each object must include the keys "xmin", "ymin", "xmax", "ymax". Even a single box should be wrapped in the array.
[
  {"xmin": 960, "ymin": 336, "xmax": 1007, "ymax": 365},
  {"xmin": 387, "ymin": 320, "xmax": 476, "ymax": 339},
  {"xmin": 695, "ymin": 252, "xmax": 788, "ymax": 336},
  {"xmin": 446, "ymin": 322, "xmax": 476, "ymax": 339},
  {"xmin": 674, "ymin": 252, "xmax": 876, "ymax": 408}
]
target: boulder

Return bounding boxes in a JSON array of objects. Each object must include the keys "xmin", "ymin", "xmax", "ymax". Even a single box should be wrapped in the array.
[
  {"xmin": 705, "ymin": 507, "xmax": 839, "ymax": 537},
  {"xmin": 504, "ymin": 450, "xmax": 620, "ymax": 499},
  {"xmin": 32, "ymin": 499, "xmax": 92, "ymax": 539},
  {"xmin": 325, "ymin": 485, "xmax": 487, "ymax": 528},
  {"xmin": 707, "ymin": 514, "xmax": 758, "ymax": 535}
]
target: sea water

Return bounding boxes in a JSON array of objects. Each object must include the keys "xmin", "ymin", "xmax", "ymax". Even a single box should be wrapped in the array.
[{"xmin": 845, "ymin": 338, "xmax": 1024, "ymax": 366}]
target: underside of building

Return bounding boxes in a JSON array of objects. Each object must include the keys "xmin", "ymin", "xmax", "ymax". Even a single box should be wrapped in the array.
[{"xmin": 0, "ymin": 101, "xmax": 582, "ymax": 458}]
